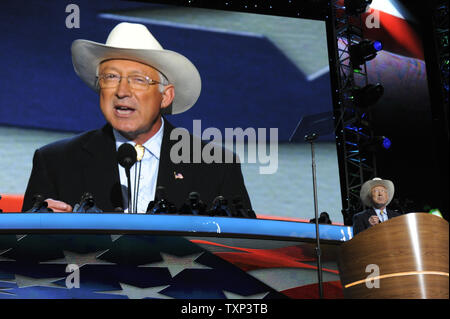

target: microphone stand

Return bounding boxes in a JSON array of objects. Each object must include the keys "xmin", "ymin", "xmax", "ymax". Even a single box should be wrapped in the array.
[
  {"xmin": 117, "ymin": 143, "xmax": 137, "ymax": 214},
  {"xmin": 125, "ymin": 167, "xmax": 132, "ymax": 214},
  {"xmin": 305, "ymin": 133, "xmax": 323, "ymax": 299}
]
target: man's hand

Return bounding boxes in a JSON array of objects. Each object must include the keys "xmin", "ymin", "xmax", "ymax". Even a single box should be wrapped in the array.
[
  {"xmin": 45, "ymin": 199, "xmax": 73, "ymax": 212},
  {"xmin": 368, "ymin": 215, "xmax": 380, "ymax": 226}
]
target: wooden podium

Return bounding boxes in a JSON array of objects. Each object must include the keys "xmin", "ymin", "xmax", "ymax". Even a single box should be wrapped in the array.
[{"xmin": 338, "ymin": 213, "xmax": 449, "ymax": 299}]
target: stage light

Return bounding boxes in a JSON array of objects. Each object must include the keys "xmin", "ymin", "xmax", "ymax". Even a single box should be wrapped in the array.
[
  {"xmin": 372, "ymin": 40, "xmax": 383, "ymax": 51},
  {"xmin": 429, "ymin": 208, "xmax": 443, "ymax": 218},
  {"xmin": 382, "ymin": 136, "xmax": 391, "ymax": 149},
  {"xmin": 344, "ymin": 0, "xmax": 372, "ymax": 16},
  {"xmin": 349, "ymin": 39, "xmax": 383, "ymax": 70},
  {"xmin": 361, "ymin": 136, "xmax": 391, "ymax": 152},
  {"xmin": 350, "ymin": 83, "xmax": 384, "ymax": 109}
]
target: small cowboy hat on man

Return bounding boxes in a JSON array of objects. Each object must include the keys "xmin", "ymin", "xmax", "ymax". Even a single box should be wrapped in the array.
[
  {"xmin": 360, "ymin": 177, "xmax": 395, "ymax": 207},
  {"xmin": 71, "ymin": 22, "xmax": 201, "ymax": 114}
]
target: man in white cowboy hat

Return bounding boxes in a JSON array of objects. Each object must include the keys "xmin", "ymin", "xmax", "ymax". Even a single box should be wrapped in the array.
[
  {"xmin": 352, "ymin": 177, "xmax": 401, "ymax": 235},
  {"xmin": 22, "ymin": 22, "xmax": 252, "ymax": 214}
]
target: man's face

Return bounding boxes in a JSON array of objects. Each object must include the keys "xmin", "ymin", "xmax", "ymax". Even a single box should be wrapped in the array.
[
  {"xmin": 371, "ymin": 186, "xmax": 389, "ymax": 208},
  {"xmin": 98, "ymin": 59, "xmax": 172, "ymax": 142}
]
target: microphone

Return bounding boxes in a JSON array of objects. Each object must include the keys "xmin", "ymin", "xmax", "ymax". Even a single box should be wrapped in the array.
[
  {"xmin": 309, "ymin": 212, "xmax": 332, "ymax": 224},
  {"xmin": 117, "ymin": 143, "xmax": 137, "ymax": 213},
  {"xmin": 232, "ymin": 197, "xmax": 256, "ymax": 218},
  {"xmin": 155, "ymin": 185, "xmax": 167, "ymax": 202},
  {"xmin": 146, "ymin": 186, "xmax": 177, "ymax": 214},
  {"xmin": 26, "ymin": 194, "xmax": 54, "ymax": 213},
  {"xmin": 72, "ymin": 192, "xmax": 103, "ymax": 213},
  {"xmin": 209, "ymin": 196, "xmax": 232, "ymax": 217},
  {"xmin": 180, "ymin": 192, "xmax": 207, "ymax": 215}
]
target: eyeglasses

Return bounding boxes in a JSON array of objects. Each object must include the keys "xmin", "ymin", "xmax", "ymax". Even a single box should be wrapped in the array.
[
  {"xmin": 97, "ymin": 73, "xmax": 163, "ymax": 90},
  {"xmin": 372, "ymin": 188, "xmax": 387, "ymax": 195}
]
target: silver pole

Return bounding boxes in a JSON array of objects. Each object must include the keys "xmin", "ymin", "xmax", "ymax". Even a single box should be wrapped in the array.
[{"xmin": 306, "ymin": 133, "xmax": 323, "ymax": 299}]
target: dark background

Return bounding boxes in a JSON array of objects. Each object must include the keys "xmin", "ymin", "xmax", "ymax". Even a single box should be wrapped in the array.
[{"xmin": 372, "ymin": 1, "xmax": 449, "ymax": 219}]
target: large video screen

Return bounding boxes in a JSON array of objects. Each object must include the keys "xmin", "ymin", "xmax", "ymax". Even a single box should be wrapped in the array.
[{"xmin": 0, "ymin": 0, "xmax": 344, "ymax": 222}]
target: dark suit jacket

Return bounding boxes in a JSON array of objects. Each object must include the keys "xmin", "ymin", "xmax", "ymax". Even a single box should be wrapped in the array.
[
  {"xmin": 352, "ymin": 208, "xmax": 401, "ymax": 236},
  {"xmin": 22, "ymin": 119, "xmax": 252, "ymax": 212}
]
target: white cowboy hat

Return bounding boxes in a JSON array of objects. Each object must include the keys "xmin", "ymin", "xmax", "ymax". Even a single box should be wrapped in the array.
[
  {"xmin": 360, "ymin": 177, "xmax": 395, "ymax": 207},
  {"xmin": 71, "ymin": 22, "xmax": 201, "ymax": 114}
]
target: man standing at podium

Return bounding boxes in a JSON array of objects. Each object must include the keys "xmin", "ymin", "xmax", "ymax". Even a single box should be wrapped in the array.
[
  {"xmin": 21, "ymin": 22, "xmax": 252, "ymax": 214},
  {"xmin": 352, "ymin": 178, "xmax": 401, "ymax": 235}
]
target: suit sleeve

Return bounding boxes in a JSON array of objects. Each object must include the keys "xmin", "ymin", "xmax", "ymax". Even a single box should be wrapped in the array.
[
  {"xmin": 219, "ymin": 160, "xmax": 253, "ymax": 211},
  {"xmin": 21, "ymin": 149, "xmax": 58, "ymax": 212},
  {"xmin": 388, "ymin": 210, "xmax": 402, "ymax": 219},
  {"xmin": 352, "ymin": 212, "xmax": 365, "ymax": 236}
]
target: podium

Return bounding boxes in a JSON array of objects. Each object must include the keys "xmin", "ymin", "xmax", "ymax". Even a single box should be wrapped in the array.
[{"xmin": 337, "ymin": 213, "xmax": 449, "ymax": 299}]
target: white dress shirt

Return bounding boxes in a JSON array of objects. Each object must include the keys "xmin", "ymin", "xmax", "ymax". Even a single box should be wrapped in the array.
[
  {"xmin": 374, "ymin": 208, "xmax": 388, "ymax": 222},
  {"xmin": 113, "ymin": 118, "xmax": 164, "ymax": 213}
]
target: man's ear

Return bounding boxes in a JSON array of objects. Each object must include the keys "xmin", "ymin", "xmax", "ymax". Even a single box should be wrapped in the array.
[{"xmin": 161, "ymin": 84, "xmax": 175, "ymax": 110}]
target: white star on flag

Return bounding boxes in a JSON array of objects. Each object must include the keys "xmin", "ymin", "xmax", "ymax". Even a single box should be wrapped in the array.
[
  {"xmin": 8, "ymin": 274, "xmax": 66, "ymax": 289},
  {"xmin": 0, "ymin": 287, "xmax": 14, "ymax": 296},
  {"xmin": 247, "ymin": 267, "xmax": 340, "ymax": 292},
  {"xmin": 110, "ymin": 235, "xmax": 122, "ymax": 242},
  {"xmin": 40, "ymin": 250, "xmax": 115, "ymax": 268},
  {"xmin": 16, "ymin": 235, "xmax": 27, "ymax": 241},
  {"xmin": 0, "ymin": 248, "xmax": 14, "ymax": 262},
  {"xmin": 139, "ymin": 252, "xmax": 211, "ymax": 277},
  {"xmin": 223, "ymin": 290, "xmax": 269, "ymax": 299},
  {"xmin": 96, "ymin": 283, "xmax": 173, "ymax": 299}
]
